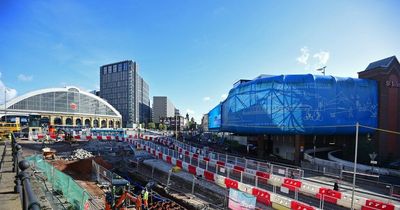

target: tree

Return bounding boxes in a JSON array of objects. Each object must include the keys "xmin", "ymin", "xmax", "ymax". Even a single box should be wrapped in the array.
[
  {"xmin": 189, "ymin": 117, "xmax": 197, "ymax": 130},
  {"xmin": 158, "ymin": 123, "xmax": 167, "ymax": 131},
  {"xmin": 148, "ymin": 122, "xmax": 155, "ymax": 130}
]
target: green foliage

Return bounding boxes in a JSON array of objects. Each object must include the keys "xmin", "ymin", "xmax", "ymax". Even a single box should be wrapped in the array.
[
  {"xmin": 158, "ymin": 123, "xmax": 167, "ymax": 131},
  {"xmin": 147, "ymin": 122, "xmax": 156, "ymax": 129}
]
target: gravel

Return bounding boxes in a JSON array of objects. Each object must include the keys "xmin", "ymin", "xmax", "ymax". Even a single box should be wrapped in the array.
[{"xmin": 66, "ymin": 148, "xmax": 94, "ymax": 160}]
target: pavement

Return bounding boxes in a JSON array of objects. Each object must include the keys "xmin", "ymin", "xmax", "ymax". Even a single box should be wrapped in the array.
[{"xmin": 0, "ymin": 141, "xmax": 22, "ymax": 210}]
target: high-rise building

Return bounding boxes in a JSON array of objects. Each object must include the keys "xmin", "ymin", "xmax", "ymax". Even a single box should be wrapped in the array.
[
  {"xmin": 152, "ymin": 96, "xmax": 175, "ymax": 123},
  {"xmin": 139, "ymin": 76, "xmax": 151, "ymax": 124},
  {"xmin": 100, "ymin": 60, "xmax": 150, "ymax": 127}
]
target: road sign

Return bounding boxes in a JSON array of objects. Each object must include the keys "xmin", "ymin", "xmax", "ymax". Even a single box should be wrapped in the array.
[{"xmin": 370, "ymin": 160, "xmax": 377, "ymax": 165}]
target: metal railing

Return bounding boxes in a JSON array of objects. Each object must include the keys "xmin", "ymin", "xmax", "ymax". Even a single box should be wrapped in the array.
[
  {"xmin": 11, "ymin": 133, "xmax": 41, "ymax": 210},
  {"xmin": 136, "ymin": 139, "xmax": 347, "ymax": 210},
  {"xmin": 149, "ymin": 135, "xmax": 304, "ymax": 179},
  {"xmin": 0, "ymin": 141, "xmax": 7, "ymax": 182}
]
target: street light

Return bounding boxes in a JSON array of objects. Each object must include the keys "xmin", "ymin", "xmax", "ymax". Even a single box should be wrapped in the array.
[
  {"xmin": 175, "ymin": 115, "xmax": 178, "ymax": 140},
  {"xmin": 350, "ymin": 122, "xmax": 359, "ymax": 210},
  {"xmin": 313, "ymin": 135, "xmax": 316, "ymax": 159},
  {"xmin": 4, "ymin": 88, "xmax": 7, "ymax": 122},
  {"xmin": 316, "ymin": 66, "xmax": 327, "ymax": 75}
]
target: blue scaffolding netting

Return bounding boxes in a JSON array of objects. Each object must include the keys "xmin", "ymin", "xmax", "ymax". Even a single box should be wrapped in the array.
[{"xmin": 209, "ymin": 74, "xmax": 378, "ymax": 134}]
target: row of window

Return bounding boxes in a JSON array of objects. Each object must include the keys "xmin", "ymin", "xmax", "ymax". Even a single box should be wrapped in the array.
[
  {"xmin": 101, "ymin": 72, "xmax": 130, "ymax": 81},
  {"xmin": 9, "ymin": 92, "xmax": 118, "ymax": 116},
  {"xmin": 102, "ymin": 62, "xmax": 129, "ymax": 74}
]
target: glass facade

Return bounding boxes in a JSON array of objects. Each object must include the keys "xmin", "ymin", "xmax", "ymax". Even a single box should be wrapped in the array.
[
  {"xmin": 100, "ymin": 60, "xmax": 150, "ymax": 127},
  {"xmin": 8, "ymin": 88, "xmax": 120, "ymax": 117}
]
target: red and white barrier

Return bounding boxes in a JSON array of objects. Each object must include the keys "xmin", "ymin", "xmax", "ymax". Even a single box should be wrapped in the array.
[{"xmin": 120, "ymin": 136, "xmax": 400, "ymax": 210}]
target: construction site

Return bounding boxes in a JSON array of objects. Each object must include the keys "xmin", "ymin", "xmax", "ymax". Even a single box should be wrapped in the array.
[
  {"xmin": 16, "ymin": 136, "xmax": 231, "ymax": 210},
  {"xmin": 1, "ymin": 130, "xmax": 398, "ymax": 210}
]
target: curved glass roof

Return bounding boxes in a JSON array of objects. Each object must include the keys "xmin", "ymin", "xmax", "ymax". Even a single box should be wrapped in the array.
[{"xmin": 5, "ymin": 86, "xmax": 121, "ymax": 118}]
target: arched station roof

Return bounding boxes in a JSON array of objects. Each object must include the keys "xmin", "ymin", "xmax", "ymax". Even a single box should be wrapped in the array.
[{"xmin": 4, "ymin": 86, "xmax": 121, "ymax": 118}]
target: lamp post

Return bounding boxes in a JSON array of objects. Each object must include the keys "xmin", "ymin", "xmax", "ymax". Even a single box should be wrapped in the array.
[
  {"xmin": 313, "ymin": 135, "xmax": 316, "ymax": 159},
  {"xmin": 175, "ymin": 115, "xmax": 178, "ymax": 140},
  {"xmin": 4, "ymin": 88, "xmax": 7, "ymax": 122},
  {"xmin": 350, "ymin": 122, "xmax": 359, "ymax": 210},
  {"xmin": 316, "ymin": 66, "xmax": 327, "ymax": 76}
]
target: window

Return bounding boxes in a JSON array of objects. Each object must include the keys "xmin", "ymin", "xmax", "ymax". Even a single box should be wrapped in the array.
[
  {"xmin": 118, "ymin": 64, "xmax": 122, "ymax": 71},
  {"xmin": 108, "ymin": 66, "xmax": 112, "ymax": 73},
  {"xmin": 113, "ymin": 65, "xmax": 117, "ymax": 72}
]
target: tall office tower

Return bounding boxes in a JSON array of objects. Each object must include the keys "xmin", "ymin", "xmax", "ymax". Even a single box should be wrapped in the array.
[
  {"xmin": 139, "ymin": 76, "xmax": 151, "ymax": 124},
  {"xmin": 100, "ymin": 60, "xmax": 150, "ymax": 127},
  {"xmin": 152, "ymin": 96, "xmax": 175, "ymax": 123}
]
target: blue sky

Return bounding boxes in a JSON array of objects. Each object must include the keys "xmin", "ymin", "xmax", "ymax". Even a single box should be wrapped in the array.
[{"xmin": 0, "ymin": 0, "xmax": 399, "ymax": 122}]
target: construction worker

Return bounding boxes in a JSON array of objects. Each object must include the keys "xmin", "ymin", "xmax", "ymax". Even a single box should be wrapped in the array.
[
  {"xmin": 333, "ymin": 181, "xmax": 339, "ymax": 191},
  {"xmin": 143, "ymin": 188, "xmax": 149, "ymax": 209},
  {"xmin": 136, "ymin": 194, "xmax": 142, "ymax": 210}
]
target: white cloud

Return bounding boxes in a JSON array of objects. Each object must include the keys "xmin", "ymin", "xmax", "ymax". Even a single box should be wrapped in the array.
[
  {"xmin": 203, "ymin": 96, "xmax": 211, "ymax": 101},
  {"xmin": 296, "ymin": 46, "xmax": 310, "ymax": 65},
  {"xmin": 296, "ymin": 47, "xmax": 330, "ymax": 72},
  {"xmin": 0, "ymin": 74, "xmax": 17, "ymax": 104},
  {"xmin": 17, "ymin": 74, "xmax": 33, "ymax": 81},
  {"xmin": 313, "ymin": 51, "xmax": 330, "ymax": 66},
  {"xmin": 186, "ymin": 109, "xmax": 195, "ymax": 115},
  {"xmin": 221, "ymin": 94, "xmax": 227, "ymax": 99}
]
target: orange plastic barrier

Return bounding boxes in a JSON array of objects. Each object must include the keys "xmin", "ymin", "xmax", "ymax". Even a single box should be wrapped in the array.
[
  {"xmin": 316, "ymin": 188, "xmax": 341, "ymax": 204},
  {"xmin": 291, "ymin": 200, "xmax": 315, "ymax": 210},
  {"xmin": 282, "ymin": 178, "xmax": 302, "ymax": 191},
  {"xmin": 361, "ymin": 200, "xmax": 395, "ymax": 210},
  {"xmin": 224, "ymin": 178, "xmax": 239, "ymax": 189},
  {"xmin": 252, "ymin": 188, "xmax": 271, "ymax": 206},
  {"xmin": 204, "ymin": 171, "xmax": 215, "ymax": 181}
]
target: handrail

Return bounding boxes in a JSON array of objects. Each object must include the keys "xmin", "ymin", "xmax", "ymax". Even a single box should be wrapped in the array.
[
  {"xmin": 11, "ymin": 133, "xmax": 41, "ymax": 210},
  {"xmin": 0, "ymin": 141, "xmax": 7, "ymax": 182},
  {"xmin": 147, "ymin": 134, "xmax": 304, "ymax": 178}
]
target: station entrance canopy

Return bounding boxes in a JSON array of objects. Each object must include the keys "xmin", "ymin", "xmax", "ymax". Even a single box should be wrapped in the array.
[{"xmin": 209, "ymin": 74, "xmax": 378, "ymax": 135}]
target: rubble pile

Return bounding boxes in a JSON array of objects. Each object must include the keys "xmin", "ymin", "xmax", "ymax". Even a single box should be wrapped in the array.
[{"xmin": 67, "ymin": 148, "xmax": 94, "ymax": 160}]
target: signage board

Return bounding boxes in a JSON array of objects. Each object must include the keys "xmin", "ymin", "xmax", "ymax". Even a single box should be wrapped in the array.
[
  {"xmin": 280, "ymin": 186, "xmax": 289, "ymax": 194},
  {"xmin": 228, "ymin": 188, "xmax": 256, "ymax": 210}
]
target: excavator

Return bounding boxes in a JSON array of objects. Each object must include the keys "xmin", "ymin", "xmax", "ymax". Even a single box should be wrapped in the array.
[{"xmin": 105, "ymin": 178, "xmax": 137, "ymax": 210}]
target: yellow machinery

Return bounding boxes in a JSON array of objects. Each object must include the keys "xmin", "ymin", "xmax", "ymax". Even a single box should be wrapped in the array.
[{"xmin": 0, "ymin": 122, "xmax": 21, "ymax": 138}]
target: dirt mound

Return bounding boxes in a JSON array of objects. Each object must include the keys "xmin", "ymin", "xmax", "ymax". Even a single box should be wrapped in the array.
[{"xmin": 51, "ymin": 156, "xmax": 112, "ymax": 181}]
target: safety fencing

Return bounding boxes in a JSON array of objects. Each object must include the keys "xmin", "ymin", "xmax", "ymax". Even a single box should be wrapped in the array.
[
  {"xmin": 92, "ymin": 159, "xmax": 120, "ymax": 185},
  {"xmin": 129, "ymin": 138, "xmax": 322, "ymax": 210},
  {"xmin": 60, "ymin": 133, "xmax": 400, "ymax": 210},
  {"xmin": 139, "ymin": 134, "xmax": 304, "ymax": 179},
  {"xmin": 26, "ymin": 155, "xmax": 97, "ymax": 210},
  {"xmin": 131, "ymin": 135, "xmax": 400, "ymax": 210}
]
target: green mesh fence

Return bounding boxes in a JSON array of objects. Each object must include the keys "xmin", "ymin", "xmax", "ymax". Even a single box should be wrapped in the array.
[{"xmin": 26, "ymin": 155, "xmax": 91, "ymax": 210}]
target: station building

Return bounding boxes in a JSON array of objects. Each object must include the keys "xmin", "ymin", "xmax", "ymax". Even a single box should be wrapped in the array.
[
  {"xmin": 208, "ymin": 56, "xmax": 400, "ymax": 165},
  {"xmin": 1, "ymin": 86, "xmax": 122, "ymax": 130}
]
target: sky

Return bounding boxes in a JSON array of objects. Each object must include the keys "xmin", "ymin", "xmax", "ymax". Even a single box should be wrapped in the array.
[{"xmin": 0, "ymin": 0, "xmax": 399, "ymax": 123}]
